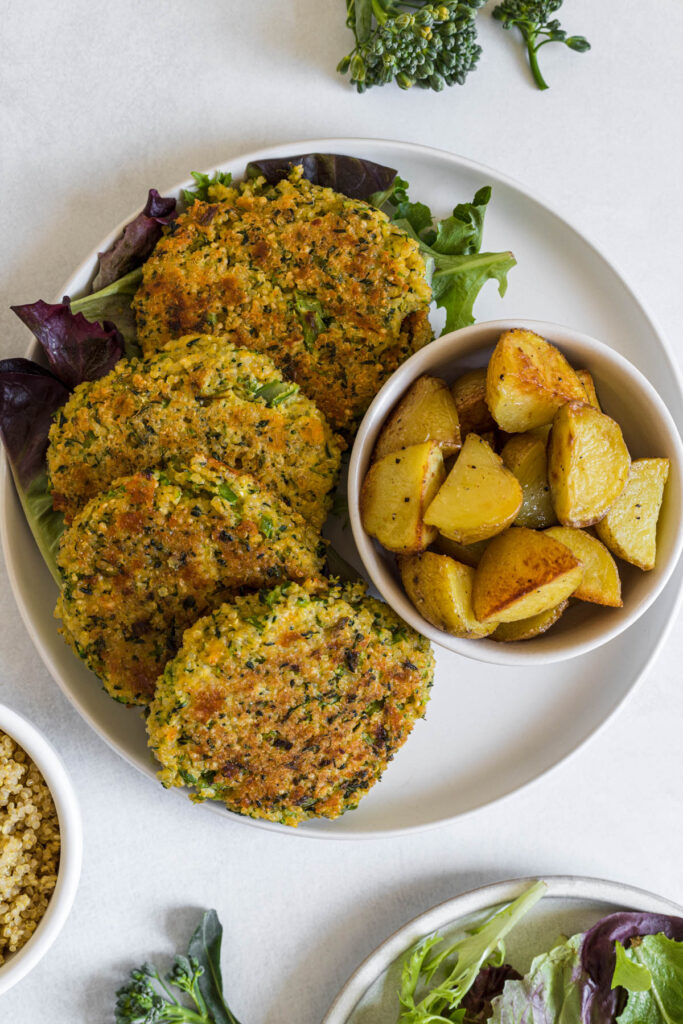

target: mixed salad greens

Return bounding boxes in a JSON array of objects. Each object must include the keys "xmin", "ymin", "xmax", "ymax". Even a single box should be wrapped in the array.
[
  {"xmin": 0, "ymin": 151, "xmax": 514, "ymax": 584},
  {"xmin": 396, "ymin": 881, "xmax": 683, "ymax": 1023}
]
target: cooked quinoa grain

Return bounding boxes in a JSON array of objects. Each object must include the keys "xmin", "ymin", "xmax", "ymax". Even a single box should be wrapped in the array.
[
  {"xmin": 148, "ymin": 581, "xmax": 434, "ymax": 826},
  {"xmin": 0, "ymin": 731, "xmax": 59, "ymax": 964},
  {"xmin": 56, "ymin": 455, "xmax": 325, "ymax": 706},
  {"xmin": 47, "ymin": 333, "xmax": 341, "ymax": 529},
  {"xmin": 134, "ymin": 168, "xmax": 433, "ymax": 433}
]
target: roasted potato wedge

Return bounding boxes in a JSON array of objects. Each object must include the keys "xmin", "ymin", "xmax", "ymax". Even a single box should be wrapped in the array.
[
  {"xmin": 433, "ymin": 534, "xmax": 489, "ymax": 568},
  {"xmin": 501, "ymin": 433, "xmax": 556, "ymax": 529},
  {"xmin": 360, "ymin": 441, "xmax": 445, "ymax": 553},
  {"xmin": 544, "ymin": 526, "xmax": 622, "ymax": 606},
  {"xmin": 486, "ymin": 329, "xmax": 587, "ymax": 432},
  {"xmin": 373, "ymin": 375, "xmax": 461, "ymax": 461},
  {"xmin": 576, "ymin": 369, "xmax": 601, "ymax": 411},
  {"xmin": 491, "ymin": 600, "xmax": 568, "ymax": 642},
  {"xmin": 595, "ymin": 458, "xmax": 670, "ymax": 570},
  {"xmin": 399, "ymin": 552, "xmax": 497, "ymax": 639},
  {"xmin": 451, "ymin": 368, "xmax": 496, "ymax": 438},
  {"xmin": 547, "ymin": 401, "xmax": 631, "ymax": 527},
  {"xmin": 423, "ymin": 433, "xmax": 523, "ymax": 544},
  {"xmin": 472, "ymin": 526, "xmax": 583, "ymax": 623}
]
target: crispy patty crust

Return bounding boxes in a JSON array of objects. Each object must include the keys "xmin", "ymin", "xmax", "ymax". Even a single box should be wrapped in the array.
[
  {"xmin": 56, "ymin": 456, "xmax": 324, "ymax": 706},
  {"xmin": 133, "ymin": 168, "xmax": 433, "ymax": 432},
  {"xmin": 147, "ymin": 581, "xmax": 434, "ymax": 826},
  {"xmin": 46, "ymin": 334, "xmax": 341, "ymax": 529}
]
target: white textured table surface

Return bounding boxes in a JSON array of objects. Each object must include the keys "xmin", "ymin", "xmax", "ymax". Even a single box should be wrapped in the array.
[{"xmin": 2, "ymin": 2, "xmax": 683, "ymax": 1021}]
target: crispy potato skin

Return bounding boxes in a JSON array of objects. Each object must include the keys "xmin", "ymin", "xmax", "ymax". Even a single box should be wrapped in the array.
[
  {"xmin": 360, "ymin": 442, "xmax": 445, "ymax": 552},
  {"xmin": 451, "ymin": 368, "xmax": 496, "ymax": 438},
  {"xmin": 491, "ymin": 600, "xmax": 568, "ymax": 642},
  {"xmin": 501, "ymin": 433, "xmax": 556, "ymax": 529},
  {"xmin": 544, "ymin": 526, "xmax": 622, "ymax": 606},
  {"xmin": 472, "ymin": 526, "xmax": 583, "ymax": 623},
  {"xmin": 595, "ymin": 458, "xmax": 670, "ymax": 570},
  {"xmin": 547, "ymin": 401, "xmax": 631, "ymax": 527},
  {"xmin": 424, "ymin": 433, "xmax": 523, "ymax": 544},
  {"xmin": 486, "ymin": 329, "xmax": 587, "ymax": 433},
  {"xmin": 373, "ymin": 376, "xmax": 461, "ymax": 462},
  {"xmin": 399, "ymin": 552, "xmax": 497, "ymax": 639}
]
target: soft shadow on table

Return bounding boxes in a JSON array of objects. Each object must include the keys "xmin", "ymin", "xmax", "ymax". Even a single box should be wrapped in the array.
[{"xmin": 263, "ymin": 862, "xmax": 532, "ymax": 1024}]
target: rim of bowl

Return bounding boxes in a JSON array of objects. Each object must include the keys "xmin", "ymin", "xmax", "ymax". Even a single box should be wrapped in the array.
[
  {"xmin": 348, "ymin": 319, "xmax": 683, "ymax": 667},
  {"xmin": 0, "ymin": 704, "xmax": 82, "ymax": 994}
]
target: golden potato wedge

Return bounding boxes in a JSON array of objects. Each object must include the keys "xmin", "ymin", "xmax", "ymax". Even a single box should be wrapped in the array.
[
  {"xmin": 451, "ymin": 368, "xmax": 496, "ymax": 438},
  {"xmin": 547, "ymin": 401, "xmax": 631, "ymax": 527},
  {"xmin": 527, "ymin": 423, "xmax": 552, "ymax": 444},
  {"xmin": 433, "ymin": 534, "xmax": 489, "ymax": 568},
  {"xmin": 373, "ymin": 375, "xmax": 461, "ymax": 461},
  {"xmin": 486, "ymin": 329, "xmax": 587, "ymax": 432},
  {"xmin": 595, "ymin": 458, "xmax": 670, "ymax": 570},
  {"xmin": 423, "ymin": 433, "xmax": 523, "ymax": 544},
  {"xmin": 544, "ymin": 526, "xmax": 622, "ymax": 606},
  {"xmin": 501, "ymin": 434, "xmax": 556, "ymax": 529},
  {"xmin": 576, "ymin": 369, "xmax": 601, "ymax": 411},
  {"xmin": 360, "ymin": 442, "xmax": 445, "ymax": 553},
  {"xmin": 491, "ymin": 600, "xmax": 568, "ymax": 642},
  {"xmin": 399, "ymin": 552, "xmax": 497, "ymax": 639},
  {"xmin": 472, "ymin": 526, "xmax": 583, "ymax": 623}
]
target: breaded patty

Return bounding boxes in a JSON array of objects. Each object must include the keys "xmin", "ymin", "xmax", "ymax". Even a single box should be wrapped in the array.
[
  {"xmin": 133, "ymin": 168, "xmax": 433, "ymax": 432},
  {"xmin": 56, "ymin": 455, "xmax": 324, "ymax": 706},
  {"xmin": 47, "ymin": 334, "xmax": 341, "ymax": 530},
  {"xmin": 147, "ymin": 581, "xmax": 434, "ymax": 826}
]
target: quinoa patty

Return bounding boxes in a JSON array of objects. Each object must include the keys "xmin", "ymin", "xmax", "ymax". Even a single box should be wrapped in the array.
[
  {"xmin": 47, "ymin": 334, "xmax": 341, "ymax": 530},
  {"xmin": 147, "ymin": 581, "xmax": 434, "ymax": 827},
  {"xmin": 56, "ymin": 456, "xmax": 324, "ymax": 706},
  {"xmin": 133, "ymin": 168, "xmax": 433, "ymax": 432}
]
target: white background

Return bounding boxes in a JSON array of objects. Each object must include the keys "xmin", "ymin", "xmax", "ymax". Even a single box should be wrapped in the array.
[{"xmin": 1, "ymin": 1, "xmax": 682, "ymax": 1021}]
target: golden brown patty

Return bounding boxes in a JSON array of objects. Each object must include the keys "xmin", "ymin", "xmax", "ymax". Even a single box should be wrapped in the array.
[
  {"xmin": 133, "ymin": 168, "xmax": 433, "ymax": 432},
  {"xmin": 47, "ymin": 334, "xmax": 341, "ymax": 530},
  {"xmin": 147, "ymin": 581, "xmax": 434, "ymax": 826},
  {"xmin": 56, "ymin": 456, "xmax": 324, "ymax": 706}
]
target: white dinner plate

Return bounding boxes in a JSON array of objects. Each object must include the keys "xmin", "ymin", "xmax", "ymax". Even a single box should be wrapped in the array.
[
  {"xmin": 322, "ymin": 875, "xmax": 683, "ymax": 1023},
  {"xmin": 3, "ymin": 138, "xmax": 683, "ymax": 838}
]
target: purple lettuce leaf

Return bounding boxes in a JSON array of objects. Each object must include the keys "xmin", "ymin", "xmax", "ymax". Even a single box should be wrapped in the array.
[
  {"xmin": 0, "ymin": 359, "xmax": 69, "ymax": 488},
  {"xmin": 461, "ymin": 965, "xmax": 522, "ymax": 1023},
  {"xmin": 91, "ymin": 188, "xmax": 177, "ymax": 290},
  {"xmin": 11, "ymin": 299, "xmax": 124, "ymax": 389},
  {"xmin": 245, "ymin": 152, "xmax": 397, "ymax": 201},
  {"xmin": 581, "ymin": 912, "xmax": 683, "ymax": 1023}
]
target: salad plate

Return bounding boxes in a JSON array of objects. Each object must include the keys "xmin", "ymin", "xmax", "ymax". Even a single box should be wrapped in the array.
[
  {"xmin": 2, "ymin": 138, "xmax": 683, "ymax": 838},
  {"xmin": 322, "ymin": 875, "xmax": 683, "ymax": 1022}
]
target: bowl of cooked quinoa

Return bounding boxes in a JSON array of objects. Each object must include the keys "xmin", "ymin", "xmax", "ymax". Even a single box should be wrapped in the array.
[{"xmin": 0, "ymin": 704, "xmax": 81, "ymax": 994}]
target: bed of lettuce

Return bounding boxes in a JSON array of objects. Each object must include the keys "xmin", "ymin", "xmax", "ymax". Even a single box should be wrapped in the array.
[
  {"xmin": 397, "ymin": 880, "xmax": 683, "ymax": 1023},
  {"xmin": 0, "ymin": 152, "xmax": 516, "ymax": 584}
]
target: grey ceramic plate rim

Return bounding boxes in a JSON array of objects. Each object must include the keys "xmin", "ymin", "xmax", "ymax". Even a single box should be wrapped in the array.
[{"xmin": 322, "ymin": 874, "xmax": 683, "ymax": 1022}]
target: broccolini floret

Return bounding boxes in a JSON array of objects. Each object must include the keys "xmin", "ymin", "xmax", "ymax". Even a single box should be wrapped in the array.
[
  {"xmin": 492, "ymin": 0, "xmax": 590, "ymax": 90},
  {"xmin": 338, "ymin": 0, "xmax": 486, "ymax": 93}
]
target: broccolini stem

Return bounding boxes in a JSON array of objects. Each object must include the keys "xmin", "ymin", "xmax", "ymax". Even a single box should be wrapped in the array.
[{"xmin": 527, "ymin": 39, "xmax": 548, "ymax": 89}]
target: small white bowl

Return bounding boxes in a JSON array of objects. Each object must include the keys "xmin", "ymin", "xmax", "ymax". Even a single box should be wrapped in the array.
[
  {"xmin": 348, "ymin": 319, "xmax": 683, "ymax": 665},
  {"xmin": 0, "ymin": 704, "xmax": 82, "ymax": 995}
]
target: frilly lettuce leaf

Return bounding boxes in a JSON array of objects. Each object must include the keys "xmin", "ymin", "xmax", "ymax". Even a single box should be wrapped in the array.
[
  {"xmin": 92, "ymin": 188, "xmax": 176, "ymax": 290},
  {"xmin": 488, "ymin": 933, "xmax": 584, "ymax": 1023},
  {"xmin": 615, "ymin": 934, "xmax": 683, "ymax": 1024},
  {"xmin": 460, "ymin": 965, "xmax": 522, "ymax": 1023}
]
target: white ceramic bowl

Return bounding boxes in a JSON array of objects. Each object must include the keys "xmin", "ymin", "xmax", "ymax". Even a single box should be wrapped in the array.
[
  {"xmin": 348, "ymin": 319, "xmax": 683, "ymax": 665},
  {"xmin": 0, "ymin": 705, "xmax": 82, "ymax": 995}
]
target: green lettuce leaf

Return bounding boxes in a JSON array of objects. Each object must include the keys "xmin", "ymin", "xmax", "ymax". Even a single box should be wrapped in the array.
[
  {"xmin": 488, "ymin": 932, "xmax": 584, "ymax": 1023},
  {"xmin": 69, "ymin": 267, "xmax": 143, "ymax": 358},
  {"xmin": 398, "ymin": 880, "xmax": 546, "ymax": 1023},
  {"xmin": 615, "ymin": 934, "xmax": 683, "ymax": 1024}
]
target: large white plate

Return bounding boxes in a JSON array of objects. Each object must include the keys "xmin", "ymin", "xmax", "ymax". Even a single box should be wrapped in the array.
[
  {"xmin": 323, "ymin": 875, "xmax": 683, "ymax": 1023},
  {"xmin": 3, "ymin": 138, "xmax": 683, "ymax": 839}
]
